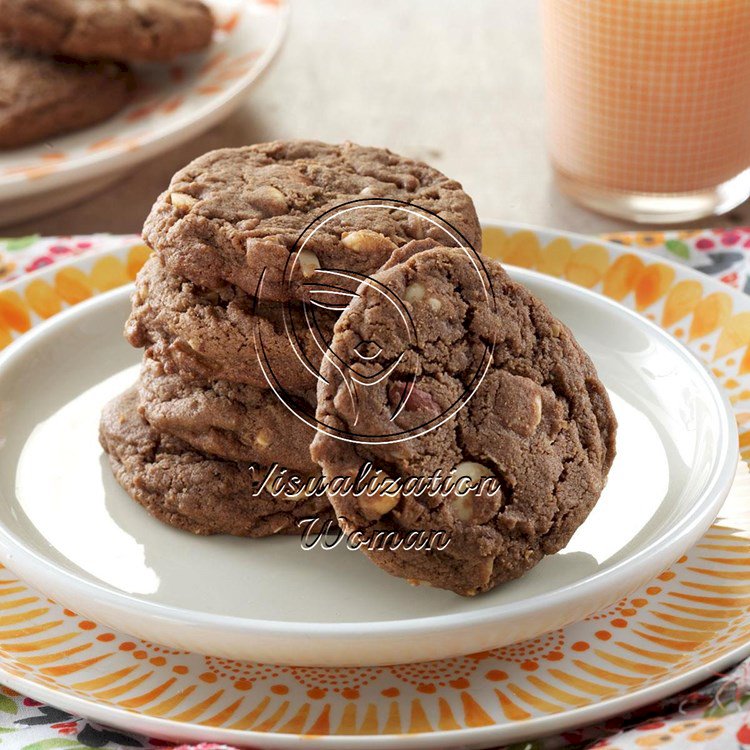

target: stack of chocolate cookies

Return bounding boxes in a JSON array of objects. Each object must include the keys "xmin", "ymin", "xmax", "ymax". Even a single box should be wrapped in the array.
[
  {"xmin": 101, "ymin": 140, "xmax": 483, "ymax": 538},
  {"xmin": 0, "ymin": 0, "xmax": 214, "ymax": 148},
  {"xmin": 103, "ymin": 139, "xmax": 617, "ymax": 596}
]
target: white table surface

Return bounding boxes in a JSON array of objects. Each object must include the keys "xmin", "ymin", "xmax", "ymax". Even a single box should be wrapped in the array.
[{"xmin": 4, "ymin": 0, "xmax": 749, "ymax": 239}]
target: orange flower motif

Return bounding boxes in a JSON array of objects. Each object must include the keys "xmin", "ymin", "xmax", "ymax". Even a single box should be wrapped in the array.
[{"xmin": 0, "ymin": 257, "xmax": 15, "ymax": 282}]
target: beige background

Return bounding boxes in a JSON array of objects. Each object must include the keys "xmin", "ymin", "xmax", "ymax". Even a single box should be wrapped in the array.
[{"xmin": 5, "ymin": 0, "xmax": 750, "ymax": 239}]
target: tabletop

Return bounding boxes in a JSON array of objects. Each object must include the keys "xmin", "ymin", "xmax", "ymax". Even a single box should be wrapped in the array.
[{"xmin": 6, "ymin": 0, "xmax": 748, "ymax": 241}]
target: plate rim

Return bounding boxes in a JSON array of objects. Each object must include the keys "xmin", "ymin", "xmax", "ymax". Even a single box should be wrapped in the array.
[
  {"xmin": 0, "ymin": 241, "xmax": 737, "ymax": 639},
  {"xmin": 0, "ymin": 0, "xmax": 290, "ymax": 202},
  {"xmin": 0, "ymin": 636, "xmax": 747, "ymax": 748}
]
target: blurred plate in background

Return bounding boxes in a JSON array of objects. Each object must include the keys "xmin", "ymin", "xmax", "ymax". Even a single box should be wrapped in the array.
[{"xmin": 0, "ymin": 0, "xmax": 288, "ymax": 226}]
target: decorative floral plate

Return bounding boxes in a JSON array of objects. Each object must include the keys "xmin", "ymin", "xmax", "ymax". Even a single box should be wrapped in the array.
[
  {"xmin": 0, "ymin": 0, "xmax": 288, "ymax": 222},
  {"xmin": 0, "ymin": 223, "xmax": 747, "ymax": 747}
]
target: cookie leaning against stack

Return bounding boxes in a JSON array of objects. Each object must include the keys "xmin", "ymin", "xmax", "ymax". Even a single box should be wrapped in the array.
[
  {"xmin": 311, "ymin": 243, "xmax": 617, "ymax": 595},
  {"xmin": 101, "ymin": 139, "xmax": 483, "ymax": 538},
  {"xmin": 0, "ymin": 0, "xmax": 214, "ymax": 148}
]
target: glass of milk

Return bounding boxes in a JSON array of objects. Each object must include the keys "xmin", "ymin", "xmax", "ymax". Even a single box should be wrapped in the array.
[{"xmin": 542, "ymin": 0, "xmax": 750, "ymax": 223}]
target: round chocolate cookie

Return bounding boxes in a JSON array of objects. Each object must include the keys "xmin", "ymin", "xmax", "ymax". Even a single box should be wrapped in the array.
[
  {"xmin": 139, "ymin": 358, "xmax": 317, "ymax": 473},
  {"xmin": 100, "ymin": 387, "xmax": 333, "ymax": 537},
  {"xmin": 311, "ymin": 246, "xmax": 616, "ymax": 596},
  {"xmin": 0, "ymin": 0, "xmax": 213, "ymax": 62},
  {"xmin": 0, "ymin": 45, "xmax": 134, "ymax": 149},
  {"xmin": 143, "ymin": 140, "xmax": 482, "ymax": 302},
  {"xmin": 126, "ymin": 254, "xmax": 335, "ymax": 392}
]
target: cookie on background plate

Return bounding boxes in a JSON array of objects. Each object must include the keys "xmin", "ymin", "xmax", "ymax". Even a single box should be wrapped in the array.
[
  {"xmin": 143, "ymin": 140, "xmax": 483, "ymax": 302},
  {"xmin": 311, "ymin": 245, "xmax": 617, "ymax": 596},
  {"xmin": 0, "ymin": 46, "xmax": 134, "ymax": 149},
  {"xmin": 100, "ymin": 387, "xmax": 334, "ymax": 537},
  {"xmin": 126, "ymin": 254, "xmax": 336, "ymax": 392},
  {"xmin": 0, "ymin": 0, "xmax": 214, "ymax": 62},
  {"xmin": 139, "ymin": 358, "xmax": 318, "ymax": 474}
]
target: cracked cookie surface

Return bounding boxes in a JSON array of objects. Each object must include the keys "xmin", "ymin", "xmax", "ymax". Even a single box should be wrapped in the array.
[
  {"xmin": 0, "ymin": 45, "xmax": 134, "ymax": 148},
  {"xmin": 139, "ymin": 358, "xmax": 318, "ymax": 473},
  {"xmin": 0, "ymin": 0, "xmax": 213, "ymax": 62},
  {"xmin": 311, "ymin": 245, "xmax": 616, "ymax": 596},
  {"xmin": 143, "ymin": 140, "xmax": 482, "ymax": 302},
  {"xmin": 100, "ymin": 386, "xmax": 333, "ymax": 537}
]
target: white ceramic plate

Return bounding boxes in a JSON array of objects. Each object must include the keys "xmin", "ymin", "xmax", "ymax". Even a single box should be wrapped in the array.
[
  {"xmin": 0, "ymin": 261, "xmax": 737, "ymax": 668},
  {"xmin": 0, "ymin": 224, "xmax": 748, "ymax": 747},
  {"xmin": 0, "ymin": 0, "xmax": 288, "ymax": 224}
]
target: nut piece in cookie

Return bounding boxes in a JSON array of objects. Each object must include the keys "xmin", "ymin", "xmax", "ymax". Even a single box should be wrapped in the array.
[
  {"xmin": 311, "ymin": 245, "xmax": 617, "ymax": 596},
  {"xmin": 143, "ymin": 140, "xmax": 482, "ymax": 302},
  {"xmin": 0, "ymin": 46, "xmax": 134, "ymax": 149},
  {"xmin": 0, "ymin": 0, "xmax": 214, "ymax": 63}
]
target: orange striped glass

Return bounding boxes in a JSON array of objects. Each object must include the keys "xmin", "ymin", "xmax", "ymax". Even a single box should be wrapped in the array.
[{"xmin": 542, "ymin": 0, "xmax": 750, "ymax": 223}]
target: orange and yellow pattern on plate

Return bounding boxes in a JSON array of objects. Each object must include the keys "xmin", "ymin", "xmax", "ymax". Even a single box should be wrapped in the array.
[{"xmin": 0, "ymin": 228, "xmax": 748, "ymax": 738}]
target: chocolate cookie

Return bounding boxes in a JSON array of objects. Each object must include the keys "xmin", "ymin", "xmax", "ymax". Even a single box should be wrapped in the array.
[
  {"xmin": 139, "ymin": 358, "xmax": 317, "ymax": 473},
  {"xmin": 0, "ymin": 45, "xmax": 134, "ymax": 149},
  {"xmin": 311, "ymin": 246, "xmax": 616, "ymax": 596},
  {"xmin": 100, "ymin": 387, "xmax": 333, "ymax": 537},
  {"xmin": 143, "ymin": 140, "xmax": 482, "ymax": 302},
  {"xmin": 126, "ymin": 254, "xmax": 335, "ymax": 392},
  {"xmin": 0, "ymin": 0, "xmax": 213, "ymax": 62}
]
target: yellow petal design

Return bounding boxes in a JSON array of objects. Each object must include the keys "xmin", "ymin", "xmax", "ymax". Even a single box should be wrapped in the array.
[
  {"xmin": 90, "ymin": 257, "xmax": 129, "ymax": 292},
  {"xmin": 602, "ymin": 255, "xmax": 645, "ymax": 301},
  {"xmin": 566, "ymin": 244, "xmax": 609, "ymax": 288},
  {"xmin": 689, "ymin": 292, "xmax": 732, "ymax": 341},
  {"xmin": 662, "ymin": 280, "xmax": 703, "ymax": 328},
  {"xmin": 126, "ymin": 245, "xmax": 152, "ymax": 280},
  {"xmin": 502, "ymin": 231, "xmax": 541, "ymax": 269},
  {"xmin": 480, "ymin": 227, "xmax": 507, "ymax": 261},
  {"xmin": 538, "ymin": 238, "xmax": 573, "ymax": 278},
  {"xmin": 55, "ymin": 268, "xmax": 93, "ymax": 306},
  {"xmin": 25, "ymin": 280, "xmax": 61, "ymax": 320},
  {"xmin": 635, "ymin": 264, "xmax": 676, "ymax": 312},
  {"xmin": 715, "ymin": 313, "xmax": 750, "ymax": 361}
]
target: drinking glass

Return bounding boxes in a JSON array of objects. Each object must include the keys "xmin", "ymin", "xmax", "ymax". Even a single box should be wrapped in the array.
[{"xmin": 542, "ymin": 0, "xmax": 750, "ymax": 223}]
